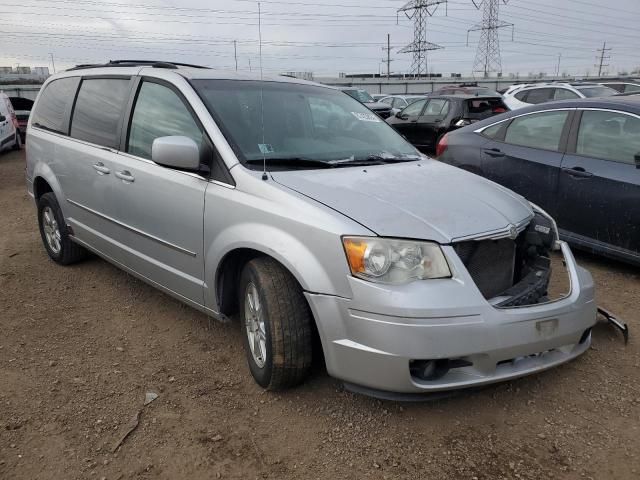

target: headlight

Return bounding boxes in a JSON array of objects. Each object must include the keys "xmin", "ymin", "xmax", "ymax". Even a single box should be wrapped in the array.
[{"xmin": 342, "ymin": 237, "xmax": 451, "ymax": 284}]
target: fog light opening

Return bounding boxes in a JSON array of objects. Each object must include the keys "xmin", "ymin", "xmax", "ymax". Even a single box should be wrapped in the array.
[{"xmin": 410, "ymin": 359, "xmax": 450, "ymax": 381}]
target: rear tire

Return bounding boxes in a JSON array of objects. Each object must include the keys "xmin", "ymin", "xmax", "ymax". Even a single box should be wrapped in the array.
[
  {"xmin": 37, "ymin": 192, "xmax": 87, "ymax": 265},
  {"xmin": 238, "ymin": 257, "xmax": 313, "ymax": 390}
]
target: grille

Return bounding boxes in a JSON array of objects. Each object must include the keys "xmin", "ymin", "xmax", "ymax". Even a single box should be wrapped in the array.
[{"xmin": 454, "ymin": 239, "xmax": 516, "ymax": 299}]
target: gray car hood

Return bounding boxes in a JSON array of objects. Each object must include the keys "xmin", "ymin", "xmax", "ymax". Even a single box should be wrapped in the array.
[{"xmin": 271, "ymin": 159, "xmax": 533, "ymax": 244}]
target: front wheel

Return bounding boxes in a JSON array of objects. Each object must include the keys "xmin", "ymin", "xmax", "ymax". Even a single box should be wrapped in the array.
[{"xmin": 238, "ymin": 257, "xmax": 313, "ymax": 390}]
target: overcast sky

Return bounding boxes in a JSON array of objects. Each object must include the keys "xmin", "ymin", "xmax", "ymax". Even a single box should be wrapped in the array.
[{"xmin": 2, "ymin": 0, "xmax": 639, "ymax": 77}]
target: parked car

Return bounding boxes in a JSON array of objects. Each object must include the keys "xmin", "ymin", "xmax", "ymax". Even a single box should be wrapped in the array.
[
  {"xmin": 26, "ymin": 61, "xmax": 597, "ymax": 397},
  {"xmin": 386, "ymin": 94, "xmax": 508, "ymax": 153},
  {"xmin": 337, "ymin": 87, "xmax": 393, "ymax": 118},
  {"xmin": 432, "ymin": 85, "xmax": 501, "ymax": 97},
  {"xmin": 598, "ymin": 81, "xmax": 640, "ymax": 94},
  {"xmin": 437, "ymin": 97, "xmax": 640, "ymax": 266},
  {"xmin": 0, "ymin": 92, "xmax": 22, "ymax": 152},
  {"xmin": 378, "ymin": 95, "xmax": 426, "ymax": 114},
  {"xmin": 503, "ymin": 83, "xmax": 617, "ymax": 110},
  {"xmin": 8, "ymin": 97, "xmax": 34, "ymax": 142},
  {"xmin": 371, "ymin": 94, "xmax": 387, "ymax": 101}
]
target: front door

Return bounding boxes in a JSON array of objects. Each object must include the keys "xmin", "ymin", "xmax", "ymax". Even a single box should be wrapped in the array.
[
  {"xmin": 415, "ymin": 98, "xmax": 450, "ymax": 150},
  {"xmin": 557, "ymin": 109, "xmax": 640, "ymax": 259},
  {"xmin": 480, "ymin": 109, "xmax": 572, "ymax": 218},
  {"xmin": 106, "ymin": 79, "xmax": 209, "ymax": 305},
  {"xmin": 391, "ymin": 98, "xmax": 427, "ymax": 144}
]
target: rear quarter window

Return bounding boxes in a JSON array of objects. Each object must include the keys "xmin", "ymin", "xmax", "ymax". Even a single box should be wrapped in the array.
[{"xmin": 31, "ymin": 77, "xmax": 80, "ymax": 134}]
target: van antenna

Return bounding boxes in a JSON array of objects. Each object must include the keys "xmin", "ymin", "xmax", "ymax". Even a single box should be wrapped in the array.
[{"xmin": 258, "ymin": 2, "xmax": 268, "ymax": 181}]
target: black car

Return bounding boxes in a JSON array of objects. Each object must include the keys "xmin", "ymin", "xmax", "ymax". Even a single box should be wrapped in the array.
[
  {"xmin": 337, "ymin": 87, "xmax": 393, "ymax": 119},
  {"xmin": 385, "ymin": 94, "xmax": 508, "ymax": 153},
  {"xmin": 438, "ymin": 97, "xmax": 640, "ymax": 266}
]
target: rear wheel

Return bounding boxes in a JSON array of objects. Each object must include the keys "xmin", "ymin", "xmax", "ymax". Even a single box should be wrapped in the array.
[
  {"xmin": 37, "ymin": 192, "xmax": 87, "ymax": 265},
  {"xmin": 238, "ymin": 257, "xmax": 313, "ymax": 390}
]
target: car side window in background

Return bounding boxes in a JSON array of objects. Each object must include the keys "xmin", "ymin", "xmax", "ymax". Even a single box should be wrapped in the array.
[
  {"xmin": 128, "ymin": 82, "xmax": 203, "ymax": 160},
  {"xmin": 554, "ymin": 88, "xmax": 580, "ymax": 100},
  {"xmin": 392, "ymin": 98, "xmax": 406, "ymax": 109},
  {"xmin": 31, "ymin": 77, "xmax": 79, "ymax": 134},
  {"xmin": 70, "ymin": 78, "xmax": 130, "ymax": 149},
  {"xmin": 624, "ymin": 84, "xmax": 640, "ymax": 93},
  {"xmin": 401, "ymin": 99, "xmax": 426, "ymax": 116},
  {"xmin": 576, "ymin": 110, "xmax": 640, "ymax": 165},
  {"xmin": 504, "ymin": 111, "xmax": 569, "ymax": 151},
  {"xmin": 524, "ymin": 88, "xmax": 554, "ymax": 105},
  {"xmin": 423, "ymin": 99, "xmax": 448, "ymax": 116},
  {"xmin": 514, "ymin": 90, "xmax": 528, "ymax": 102},
  {"xmin": 379, "ymin": 97, "xmax": 393, "ymax": 106}
]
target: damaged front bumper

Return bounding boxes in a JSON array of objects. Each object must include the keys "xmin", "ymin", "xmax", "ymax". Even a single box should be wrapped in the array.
[{"xmin": 306, "ymin": 241, "xmax": 597, "ymax": 395}]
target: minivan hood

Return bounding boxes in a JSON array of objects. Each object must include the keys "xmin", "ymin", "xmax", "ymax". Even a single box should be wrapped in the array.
[{"xmin": 271, "ymin": 159, "xmax": 533, "ymax": 244}]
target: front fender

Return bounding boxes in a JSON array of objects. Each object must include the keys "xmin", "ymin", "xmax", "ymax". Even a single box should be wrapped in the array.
[{"xmin": 204, "ymin": 222, "xmax": 353, "ymax": 311}]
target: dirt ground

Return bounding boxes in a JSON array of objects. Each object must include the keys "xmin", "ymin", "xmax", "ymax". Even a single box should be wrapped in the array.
[{"xmin": 1, "ymin": 148, "xmax": 638, "ymax": 480}]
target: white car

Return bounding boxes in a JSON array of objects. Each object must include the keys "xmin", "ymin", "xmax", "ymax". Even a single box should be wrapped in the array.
[
  {"xmin": 503, "ymin": 83, "xmax": 617, "ymax": 110},
  {"xmin": 0, "ymin": 92, "xmax": 22, "ymax": 152}
]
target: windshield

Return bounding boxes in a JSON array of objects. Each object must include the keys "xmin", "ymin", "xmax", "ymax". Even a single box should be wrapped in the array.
[
  {"xmin": 577, "ymin": 86, "xmax": 617, "ymax": 98},
  {"xmin": 342, "ymin": 89, "xmax": 375, "ymax": 103},
  {"xmin": 193, "ymin": 80, "xmax": 419, "ymax": 168}
]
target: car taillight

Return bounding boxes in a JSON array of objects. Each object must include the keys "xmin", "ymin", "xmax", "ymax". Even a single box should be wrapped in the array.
[{"xmin": 436, "ymin": 133, "xmax": 449, "ymax": 157}]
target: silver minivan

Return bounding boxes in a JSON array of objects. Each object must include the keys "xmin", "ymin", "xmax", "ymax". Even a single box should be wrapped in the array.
[{"xmin": 26, "ymin": 61, "xmax": 597, "ymax": 397}]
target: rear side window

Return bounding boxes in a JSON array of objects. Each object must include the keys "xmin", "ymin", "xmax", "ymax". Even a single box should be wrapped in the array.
[
  {"xmin": 624, "ymin": 84, "xmax": 640, "ymax": 93},
  {"xmin": 523, "ymin": 88, "xmax": 554, "ymax": 105},
  {"xmin": 481, "ymin": 122, "xmax": 505, "ymax": 139},
  {"xmin": 554, "ymin": 88, "xmax": 580, "ymax": 100},
  {"xmin": 70, "ymin": 78, "xmax": 131, "ymax": 148},
  {"xmin": 576, "ymin": 110, "xmax": 640, "ymax": 165},
  {"xmin": 504, "ymin": 111, "xmax": 569, "ymax": 151},
  {"xmin": 514, "ymin": 90, "xmax": 528, "ymax": 102},
  {"xmin": 465, "ymin": 98, "xmax": 507, "ymax": 120},
  {"xmin": 127, "ymin": 81, "xmax": 203, "ymax": 160},
  {"xmin": 31, "ymin": 77, "xmax": 79, "ymax": 134}
]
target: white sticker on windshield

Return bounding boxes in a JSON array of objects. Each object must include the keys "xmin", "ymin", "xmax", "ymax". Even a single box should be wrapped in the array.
[
  {"xmin": 351, "ymin": 112, "xmax": 381, "ymax": 122},
  {"xmin": 258, "ymin": 143, "xmax": 274, "ymax": 154}
]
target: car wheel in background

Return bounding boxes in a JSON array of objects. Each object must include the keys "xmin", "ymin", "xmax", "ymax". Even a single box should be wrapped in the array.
[
  {"xmin": 37, "ymin": 192, "xmax": 87, "ymax": 265},
  {"xmin": 238, "ymin": 257, "xmax": 313, "ymax": 390},
  {"xmin": 12, "ymin": 132, "xmax": 22, "ymax": 150}
]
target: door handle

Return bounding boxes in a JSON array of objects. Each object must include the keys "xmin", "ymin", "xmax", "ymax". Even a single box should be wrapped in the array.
[
  {"xmin": 483, "ymin": 148, "xmax": 505, "ymax": 158},
  {"xmin": 115, "ymin": 170, "xmax": 135, "ymax": 183},
  {"xmin": 92, "ymin": 162, "xmax": 110, "ymax": 175},
  {"xmin": 562, "ymin": 167, "xmax": 593, "ymax": 178}
]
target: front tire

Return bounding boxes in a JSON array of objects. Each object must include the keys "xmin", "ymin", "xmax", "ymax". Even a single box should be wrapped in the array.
[
  {"xmin": 37, "ymin": 192, "xmax": 87, "ymax": 265},
  {"xmin": 238, "ymin": 257, "xmax": 313, "ymax": 390}
]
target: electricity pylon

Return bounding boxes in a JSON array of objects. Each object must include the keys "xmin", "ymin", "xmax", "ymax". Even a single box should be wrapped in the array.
[{"xmin": 467, "ymin": 0, "xmax": 513, "ymax": 77}]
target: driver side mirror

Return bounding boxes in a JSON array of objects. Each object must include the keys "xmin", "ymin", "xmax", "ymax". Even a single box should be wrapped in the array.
[
  {"xmin": 0, "ymin": 115, "xmax": 6, "ymax": 123},
  {"xmin": 395, "ymin": 111, "xmax": 408, "ymax": 120},
  {"xmin": 152, "ymin": 136, "xmax": 200, "ymax": 171}
]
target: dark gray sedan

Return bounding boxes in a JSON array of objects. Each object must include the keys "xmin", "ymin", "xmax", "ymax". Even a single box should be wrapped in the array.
[{"xmin": 437, "ymin": 97, "xmax": 640, "ymax": 266}]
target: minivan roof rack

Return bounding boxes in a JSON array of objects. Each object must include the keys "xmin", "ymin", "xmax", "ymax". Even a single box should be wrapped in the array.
[{"xmin": 66, "ymin": 60, "xmax": 209, "ymax": 71}]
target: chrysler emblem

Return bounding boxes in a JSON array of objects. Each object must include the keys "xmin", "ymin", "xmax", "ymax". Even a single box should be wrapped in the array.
[{"xmin": 508, "ymin": 224, "xmax": 518, "ymax": 240}]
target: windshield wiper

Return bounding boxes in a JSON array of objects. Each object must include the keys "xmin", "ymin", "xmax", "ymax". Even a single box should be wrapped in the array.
[
  {"xmin": 348, "ymin": 154, "xmax": 422, "ymax": 164},
  {"xmin": 245, "ymin": 157, "xmax": 336, "ymax": 169}
]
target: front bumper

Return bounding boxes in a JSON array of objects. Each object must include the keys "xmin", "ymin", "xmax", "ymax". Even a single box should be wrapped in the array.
[{"xmin": 306, "ymin": 241, "xmax": 597, "ymax": 394}]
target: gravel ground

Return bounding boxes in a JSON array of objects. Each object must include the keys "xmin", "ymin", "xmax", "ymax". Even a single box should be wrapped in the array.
[{"xmin": 1, "ymin": 148, "xmax": 638, "ymax": 479}]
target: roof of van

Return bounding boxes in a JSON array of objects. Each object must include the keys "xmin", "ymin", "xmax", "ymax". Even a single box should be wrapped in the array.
[{"xmin": 59, "ymin": 60, "xmax": 321, "ymax": 86}]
